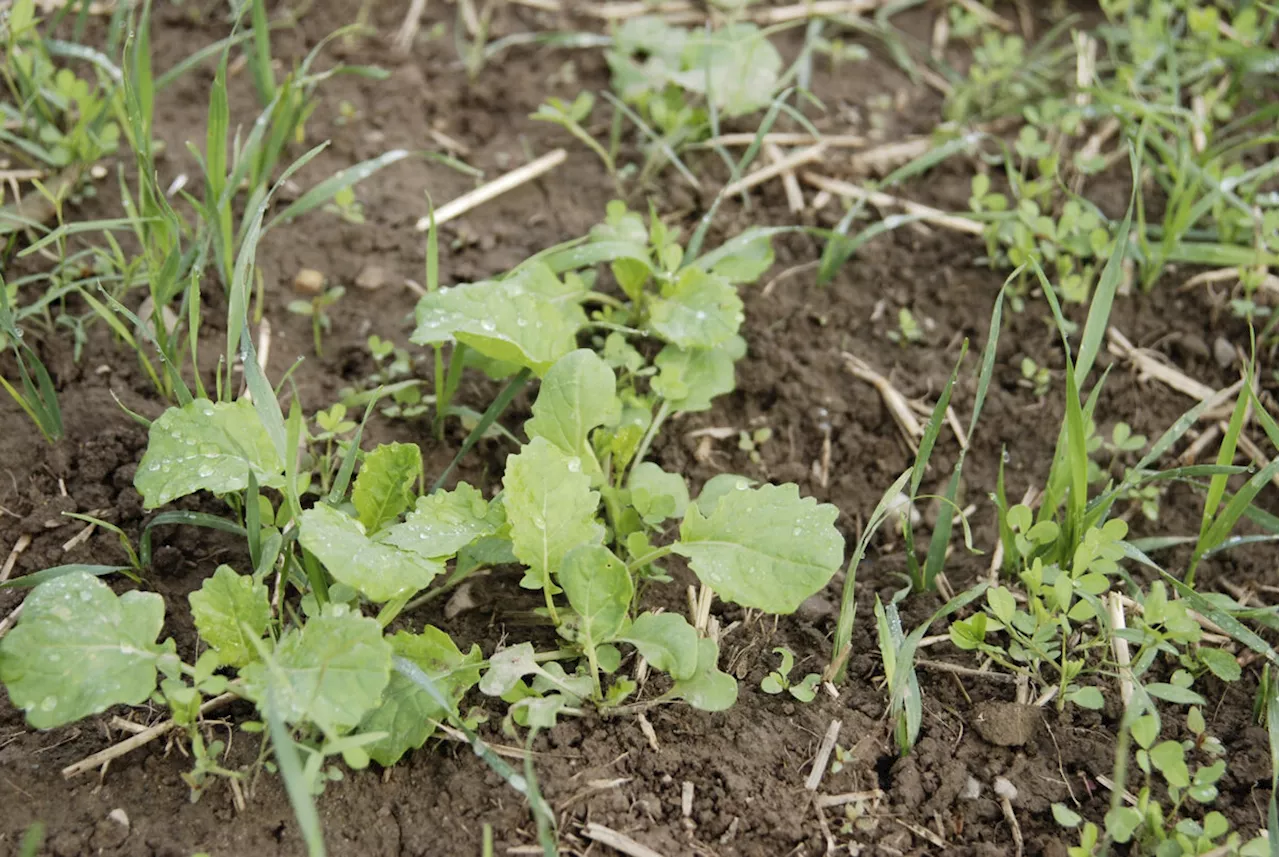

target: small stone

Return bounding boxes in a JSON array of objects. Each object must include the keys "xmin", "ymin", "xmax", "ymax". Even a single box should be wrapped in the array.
[
  {"xmin": 972, "ymin": 700, "xmax": 1040, "ymax": 747},
  {"xmin": 293, "ymin": 268, "xmax": 325, "ymax": 295},
  {"xmin": 90, "ymin": 164, "xmax": 108, "ymax": 180},
  {"xmin": 108, "ymin": 808, "xmax": 130, "ymax": 829},
  {"xmin": 961, "ymin": 776, "xmax": 982, "ymax": 800},
  {"xmin": 355, "ymin": 265, "xmax": 390, "ymax": 291},
  {"xmin": 1213, "ymin": 336, "xmax": 1236, "ymax": 369},
  {"xmin": 993, "ymin": 776, "xmax": 1018, "ymax": 801}
]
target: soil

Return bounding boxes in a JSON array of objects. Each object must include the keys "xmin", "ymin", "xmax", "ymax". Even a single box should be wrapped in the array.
[{"xmin": 1, "ymin": 3, "xmax": 1275, "ymax": 857}]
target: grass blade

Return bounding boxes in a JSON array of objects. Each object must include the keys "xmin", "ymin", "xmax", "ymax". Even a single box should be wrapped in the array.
[
  {"xmin": 830, "ymin": 469, "xmax": 912, "ymax": 682},
  {"xmin": 266, "ymin": 150, "xmax": 415, "ymax": 231}
]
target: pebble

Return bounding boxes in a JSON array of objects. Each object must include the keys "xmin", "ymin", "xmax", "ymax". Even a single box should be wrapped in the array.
[
  {"xmin": 1213, "ymin": 336, "xmax": 1236, "ymax": 369},
  {"xmin": 293, "ymin": 268, "xmax": 325, "ymax": 296},
  {"xmin": 355, "ymin": 265, "xmax": 390, "ymax": 291}
]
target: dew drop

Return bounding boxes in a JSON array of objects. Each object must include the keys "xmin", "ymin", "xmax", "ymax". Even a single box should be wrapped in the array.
[{"xmin": 40, "ymin": 696, "xmax": 58, "ymax": 711}]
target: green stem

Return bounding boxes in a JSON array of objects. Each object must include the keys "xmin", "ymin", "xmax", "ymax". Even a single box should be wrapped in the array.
[
  {"xmin": 431, "ymin": 367, "xmax": 531, "ymax": 494},
  {"xmin": 627, "ymin": 545, "xmax": 675, "ymax": 574},
  {"xmin": 432, "ymin": 344, "xmax": 446, "ymax": 439},
  {"xmin": 630, "ymin": 399, "xmax": 671, "ymax": 478}
]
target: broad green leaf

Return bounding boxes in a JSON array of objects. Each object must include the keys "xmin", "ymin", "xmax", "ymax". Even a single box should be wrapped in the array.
[
  {"xmin": 381, "ymin": 483, "xmax": 500, "ymax": 560},
  {"xmin": 299, "ymin": 504, "xmax": 443, "ymax": 602},
  {"xmin": 652, "ymin": 338, "xmax": 743, "ymax": 412},
  {"xmin": 618, "ymin": 612, "xmax": 699, "ymax": 680},
  {"xmin": 359, "ymin": 626, "xmax": 482, "ymax": 766},
  {"xmin": 692, "ymin": 229, "xmax": 776, "ymax": 283},
  {"xmin": 0, "ymin": 572, "xmax": 173, "ymax": 729},
  {"xmin": 1149, "ymin": 740, "xmax": 1190, "ymax": 788},
  {"xmin": 411, "ymin": 269, "xmax": 585, "ymax": 376},
  {"xmin": 559, "ymin": 545, "xmax": 632, "ymax": 646},
  {"xmin": 241, "ymin": 605, "xmax": 391, "ymax": 734},
  {"xmin": 1197, "ymin": 647, "xmax": 1242, "ymax": 682},
  {"xmin": 1066, "ymin": 686, "xmax": 1105, "ymax": 710},
  {"xmin": 647, "ymin": 268, "xmax": 743, "ymax": 350},
  {"xmin": 1145, "ymin": 682, "xmax": 1207, "ymax": 706},
  {"xmin": 502, "ymin": 437, "xmax": 603, "ymax": 591},
  {"xmin": 134, "ymin": 398, "xmax": 285, "ymax": 509},
  {"xmin": 352, "ymin": 442, "xmax": 422, "ymax": 533},
  {"xmin": 524, "ymin": 349, "xmax": 620, "ymax": 467},
  {"xmin": 694, "ymin": 473, "xmax": 756, "ymax": 515},
  {"xmin": 673, "ymin": 23, "xmax": 782, "ymax": 117},
  {"xmin": 628, "ymin": 462, "xmax": 690, "ymax": 524},
  {"xmin": 479, "ymin": 642, "xmax": 539, "ymax": 696},
  {"xmin": 1052, "ymin": 803, "xmax": 1083, "ymax": 828},
  {"xmin": 667, "ymin": 638, "xmax": 737, "ymax": 711},
  {"xmin": 1106, "ymin": 806, "xmax": 1142, "ymax": 843},
  {"xmin": 674, "ymin": 482, "xmax": 844, "ymax": 613},
  {"xmin": 188, "ymin": 565, "xmax": 270, "ymax": 668}
]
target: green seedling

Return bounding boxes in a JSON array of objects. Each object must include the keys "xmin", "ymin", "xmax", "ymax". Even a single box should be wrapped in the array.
[
  {"xmin": 323, "ymin": 185, "xmax": 364, "ymax": 225},
  {"xmin": 531, "ymin": 92, "xmax": 614, "ymax": 176},
  {"xmin": 886, "ymin": 307, "xmax": 923, "ymax": 346},
  {"xmin": 1019, "ymin": 356, "xmax": 1051, "ymax": 397},
  {"xmin": 288, "ymin": 285, "xmax": 344, "ymax": 357},
  {"xmin": 760, "ymin": 646, "xmax": 820, "ymax": 702},
  {"xmin": 737, "ymin": 426, "xmax": 772, "ymax": 464}
]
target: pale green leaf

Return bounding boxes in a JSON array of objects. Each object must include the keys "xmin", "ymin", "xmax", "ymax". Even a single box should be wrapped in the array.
[
  {"xmin": 674, "ymin": 482, "xmax": 844, "ymax": 613},
  {"xmin": 479, "ymin": 642, "xmax": 539, "ymax": 696},
  {"xmin": 1149, "ymin": 740, "xmax": 1190, "ymax": 788},
  {"xmin": 559, "ymin": 545, "xmax": 632, "ymax": 646},
  {"xmin": 359, "ymin": 626, "xmax": 482, "ymax": 766},
  {"xmin": 134, "ymin": 398, "xmax": 285, "ymax": 509},
  {"xmin": 0, "ymin": 572, "xmax": 173, "ymax": 729},
  {"xmin": 647, "ymin": 269, "xmax": 743, "ymax": 350},
  {"xmin": 299, "ymin": 504, "xmax": 443, "ymax": 602},
  {"xmin": 524, "ymin": 349, "xmax": 620, "ymax": 466},
  {"xmin": 652, "ymin": 338, "xmax": 743, "ymax": 412},
  {"xmin": 380, "ymin": 483, "xmax": 500, "ymax": 560},
  {"xmin": 241, "ymin": 605, "xmax": 392, "ymax": 734},
  {"xmin": 667, "ymin": 638, "xmax": 737, "ymax": 711},
  {"xmin": 352, "ymin": 442, "xmax": 422, "ymax": 533},
  {"xmin": 672, "ymin": 24, "xmax": 782, "ymax": 117},
  {"xmin": 188, "ymin": 565, "xmax": 270, "ymax": 668},
  {"xmin": 411, "ymin": 268, "xmax": 586, "ymax": 375},
  {"xmin": 617, "ymin": 612, "xmax": 699, "ymax": 680},
  {"xmin": 502, "ymin": 437, "xmax": 603, "ymax": 591},
  {"xmin": 695, "ymin": 229, "xmax": 775, "ymax": 284},
  {"xmin": 628, "ymin": 462, "xmax": 690, "ymax": 524},
  {"xmin": 694, "ymin": 473, "xmax": 756, "ymax": 515}
]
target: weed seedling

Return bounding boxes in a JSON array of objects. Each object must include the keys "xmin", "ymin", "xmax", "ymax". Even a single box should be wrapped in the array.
[
  {"xmin": 288, "ymin": 285, "xmax": 345, "ymax": 357},
  {"xmin": 760, "ymin": 646, "xmax": 820, "ymax": 702}
]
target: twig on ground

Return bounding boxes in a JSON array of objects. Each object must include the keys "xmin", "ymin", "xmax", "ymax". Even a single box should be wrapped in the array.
[
  {"xmin": 814, "ymin": 789, "xmax": 884, "ymax": 809},
  {"xmin": 1107, "ymin": 593, "xmax": 1134, "ymax": 707},
  {"xmin": 2, "ymin": 533, "xmax": 32, "ymax": 583},
  {"xmin": 915, "ymin": 659, "xmax": 1017, "ymax": 683},
  {"xmin": 696, "ymin": 132, "xmax": 866, "ymax": 149},
  {"xmin": 842, "ymin": 353, "xmax": 923, "ymax": 450},
  {"xmin": 805, "ymin": 719, "xmax": 842, "ymax": 791},
  {"xmin": 1106, "ymin": 328, "xmax": 1242, "ymax": 410},
  {"xmin": 414, "ymin": 149, "xmax": 567, "ymax": 231},
  {"xmin": 723, "ymin": 144, "xmax": 826, "ymax": 199},
  {"xmin": 62, "ymin": 693, "xmax": 238, "ymax": 778},
  {"xmin": 766, "ymin": 143, "xmax": 806, "ymax": 213},
  {"xmin": 0, "ymin": 603, "xmax": 24, "ymax": 639},
  {"xmin": 392, "ymin": 0, "xmax": 428, "ymax": 54},
  {"xmin": 802, "ymin": 172, "xmax": 984, "ymax": 235},
  {"xmin": 581, "ymin": 823, "xmax": 668, "ymax": 857}
]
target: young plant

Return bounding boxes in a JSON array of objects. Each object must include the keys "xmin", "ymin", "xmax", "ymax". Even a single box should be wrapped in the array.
[
  {"xmin": 288, "ymin": 284, "xmax": 345, "ymax": 357},
  {"xmin": 760, "ymin": 646, "xmax": 820, "ymax": 702}
]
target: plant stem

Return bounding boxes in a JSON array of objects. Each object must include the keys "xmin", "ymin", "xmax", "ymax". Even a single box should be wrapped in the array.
[
  {"xmin": 626, "ymin": 545, "xmax": 675, "ymax": 574},
  {"xmin": 431, "ymin": 367, "xmax": 531, "ymax": 494},
  {"xmin": 630, "ymin": 399, "xmax": 671, "ymax": 477}
]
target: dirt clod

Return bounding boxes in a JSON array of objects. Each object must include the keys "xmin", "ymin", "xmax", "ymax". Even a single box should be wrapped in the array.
[{"xmin": 972, "ymin": 701, "xmax": 1041, "ymax": 748}]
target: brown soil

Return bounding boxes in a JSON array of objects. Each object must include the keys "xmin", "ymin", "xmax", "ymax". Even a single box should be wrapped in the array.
[{"xmin": 1, "ymin": 3, "xmax": 1275, "ymax": 857}]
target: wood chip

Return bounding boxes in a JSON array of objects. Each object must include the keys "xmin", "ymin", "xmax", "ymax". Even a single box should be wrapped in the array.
[{"xmin": 1, "ymin": 533, "xmax": 32, "ymax": 583}]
